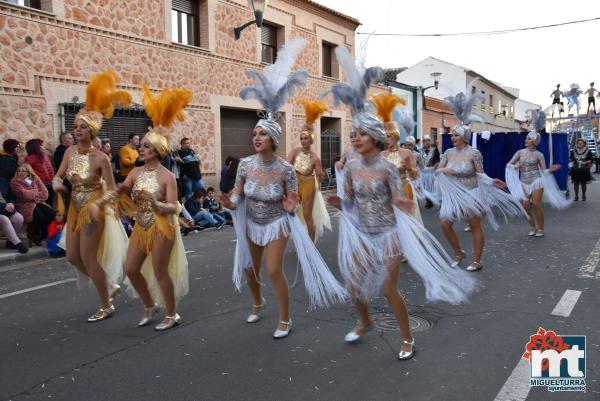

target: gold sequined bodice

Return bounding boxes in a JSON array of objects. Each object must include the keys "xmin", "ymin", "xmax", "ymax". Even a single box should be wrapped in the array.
[
  {"xmin": 384, "ymin": 148, "xmax": 409, "ymax": 179},
  {"xmin": 294, "ymin": 151, "xmax": 313, "ymax": 176},
  {"xmin": 132, "ymin": 168, "xmax": 165, "ymax": 229},
  {"xmin": 66, "ymin": 149, "xmax": 102, "ymax": 210}
]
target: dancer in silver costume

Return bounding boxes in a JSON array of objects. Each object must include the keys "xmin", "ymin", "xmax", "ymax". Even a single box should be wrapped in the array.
[
  {"xmin": 505, "ymin": 110, "xmax": 568, "ymax": 238},
  {"xmin": 220, "ymin": 38, "xmax": 345, "ymax": 340},
  {"xmin": 327, "ymin": 46, "xmax": 478, "ymax": 360}
]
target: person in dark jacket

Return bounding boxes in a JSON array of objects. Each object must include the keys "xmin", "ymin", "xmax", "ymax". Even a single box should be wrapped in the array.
[
  {"xmin": 184, "ymin": 189, "xmax": 221, "ymax": 229},
  {"xmin": 175, "ymin": 137, "xmax": 204, "ymax": 199},
  {"xmin": 53, "ymin": 132, "xmax": 73, "ymax": 170},
  {"xmin": 0, "ymin": 139, "xmax": 21, "ymax": 181},
  {"xmin": 219, "ymin": 158, "xmax": 238, "ymax": 194}
]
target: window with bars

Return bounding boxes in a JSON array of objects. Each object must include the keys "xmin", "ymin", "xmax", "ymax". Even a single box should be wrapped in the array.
[
  {"xmin": 61, "ymin": 103, "xmax": 151, "ymax": 157},
  {"xmin": 261, "ymin": 23, "xmax": 278, "ymax": 64},
  {"xmin": 172, "ymin": 0, "xmax": 199, "ymax": 47},
  {"xmin": 3, "ymin": 0, "xmax": 41, "ymax": 8}
]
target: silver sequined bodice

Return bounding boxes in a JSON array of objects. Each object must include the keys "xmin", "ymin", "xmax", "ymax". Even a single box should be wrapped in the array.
[
  {"xmin": 440, "ymin": 146, "xmax": 483, "ymax": 189},
  {"xmin": 231, "ymin": 155, "xmax": 297, "ymax": 225},
  {"xmin": 510, "ymin": 149, "xmax": 544, "ymax": 184},
  {"xmin": 344, "ymin": 156, "xmax": 402, "ymax": 235}
]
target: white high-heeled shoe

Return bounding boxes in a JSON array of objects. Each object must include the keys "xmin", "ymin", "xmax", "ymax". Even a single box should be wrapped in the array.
[
  {"xmin": 344, "ymin": 323, "xmax": 373, "ymax": 343},
  {"xmin": 138, "ymin": 304, "xmax": 159, "ymax": 327},
  {"xmin": 273, "ymin": 320, "xmax": 292, "ymax": 339},
  {"xmin": 246, "ymin": 298, "xmax": 266, "ymax": 323},
  {"xmin": 398, "ymin": 338, "xmax": 415, "ymax": 360}
]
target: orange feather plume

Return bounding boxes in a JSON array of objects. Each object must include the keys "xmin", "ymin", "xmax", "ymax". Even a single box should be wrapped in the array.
[
  {"xmin": 142, "ymin": 85, "xmax": 193, "ymax": 128},
  {"xmin": 85, "ymin": 71, "xmax": 132, "ymax": 118},
  {"xmin": 372, "ymin": 93, "xmax": 406, "ymax": 123},
  {"xmin": 300, "ymin": 99, "xmax": 329, "ymax": 125}
]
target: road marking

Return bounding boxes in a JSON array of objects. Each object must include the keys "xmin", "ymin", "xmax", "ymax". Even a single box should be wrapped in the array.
[
  {"xmin": 578, "ymin": 237, "xmax": 600, "ymax": 279},
  {"xmin": 0, "ymin": 278, "xmax": 76, "ymax": 299},
  {"xmin": 493, "ymin": 358, "xmax": 531, "ymax": 401},
  {"xmin": 551, "ymin": 289, "xmax": 582, "ymax": 317}
]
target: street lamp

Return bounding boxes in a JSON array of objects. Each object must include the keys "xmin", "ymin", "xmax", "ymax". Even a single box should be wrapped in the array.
[{"xmin": 234, "ymin": 0, "xmax": 268, "ymax": 40}]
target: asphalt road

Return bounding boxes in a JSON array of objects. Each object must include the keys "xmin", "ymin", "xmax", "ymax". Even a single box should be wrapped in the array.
[{"xmin": 1, "ymin": 183, "xmax": 599, "ymax": 401}]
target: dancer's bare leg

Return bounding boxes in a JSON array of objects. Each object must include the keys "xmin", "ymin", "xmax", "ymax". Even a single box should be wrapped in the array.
[
  {"xmin": 265, "ymin": 236, "xmax": 289, "ymax": 331},
  {"xmin": 247, "ymin": 239, "xmax": 265, "ymax": 313},
  {"xmin": 79, "ymin": 219, "xmax": 109, "ymax": 309},
  {"xmin": 531, "ymin": 189, "xmax": 544, "ymax": 231},
  {"xmin": 467, "ymin": 216, "xmax": 484, "ymax": 263},
  {"xmin": 151, "ymin": 236, "xmax": 176, "ymax": 319},
  {"xmin": 66, "ymin": 224, "xmax": 87, "ymax": 277},
  {"xmin": 125, "ymin": 245, "xmax": 152, "ymax": 307},
  {"xmin": 441, "ymin": 219, "xmax": 462, "ymax": 256},
  {"xmin": 382, "ymin": 258, "xmax": 413, "ymax": 353}
]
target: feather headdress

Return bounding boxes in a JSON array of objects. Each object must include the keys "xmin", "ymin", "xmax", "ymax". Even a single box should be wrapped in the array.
[
  {"xmin": 444, "ymin": 80, "xmax": 484, "ymax": 142},
  {"xmin": 300, "ymin": 100, "xmax": 328, "ymax": 141},
  {"xmin": 240, "ymin": 38, "xmax": 308, "ymax": 146},
  {"xmin": 328, "ymin": 46, "xmax": 385, "ymax": 143},
  {"xmin": 372, "ymin": 93, "xmax": 406, "ymax": 140},
  {"xmin": 393, "ymin": 106, "xmax": 416, "ymax": 142},
  {"xmin": 526, "ymin": 109, "xmax": 546, "ymax": 146},
  {"xmin": 142, "ymin": 85, "xmax": 192, "ymax": 157},
  {"xmin": 77, "ymin": 71, "xmax": 132, "ymax": 135}
]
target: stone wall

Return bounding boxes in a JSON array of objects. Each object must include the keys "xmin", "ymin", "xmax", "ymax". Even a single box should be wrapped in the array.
[{"xmin": 0, "ymin": 0, "xmax": 359, "ymax": 185}]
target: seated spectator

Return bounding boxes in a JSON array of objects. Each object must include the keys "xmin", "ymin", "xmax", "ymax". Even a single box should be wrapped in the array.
[
  {"xmin": 47, "ymin": 210, "xmax": 66, "ymax": 258},
  {"xmin": 0, "ymin": 184, "xmax": 27, "ymax": 253},
  {"xmin": 121, "ymin": 216, "xmax": 133, "ymax": 237},
  {"xmin": 10, "ymin": 164, "xmax": 55, "ymax": 245},
  {"xmin": 25, "ymin": 139, "xmax": 55, "ymax": 205},
  {"xmin": 184, "ymin": 189, "xmax": 224, "ymax": 229},
  {"xmin": 203, "ymin": 187, "xmax": 231, "ymax": 225},
  {"xmin": 0, "ymin": 139, "xmax": 21, "ymax": 181}
]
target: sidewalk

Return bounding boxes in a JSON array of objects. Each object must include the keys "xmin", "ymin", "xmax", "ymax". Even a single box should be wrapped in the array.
[{"xmin": 0, "ymin": 245, "xmax": 50, "ymax": 268}]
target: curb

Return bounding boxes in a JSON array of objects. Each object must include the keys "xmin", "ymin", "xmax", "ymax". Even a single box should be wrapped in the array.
[{"xmin": 0, "ymin": 247, "xmax": 50, "ymax": 268}]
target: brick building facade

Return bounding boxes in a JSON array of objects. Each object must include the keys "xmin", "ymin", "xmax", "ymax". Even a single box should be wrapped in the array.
[
  {"xmin": 422, "ymin": 96, "xmax": 459, "ymax": 147},
  {"xmin": 0, "ymin": 0, "xmax": 361, "ymax": 185}
]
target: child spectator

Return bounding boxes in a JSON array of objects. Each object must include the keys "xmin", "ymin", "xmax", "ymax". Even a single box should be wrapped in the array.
[
  {"xmin": 203, "ymin": 187, "xmax": 231, "ymax": 225},
  {"xmin": 47, "ymin": 210, "xmax": 66, "ymax": 257},
  {"xmin": 184, "ymin": 189, "xmax": 224, "ymax": 229}
]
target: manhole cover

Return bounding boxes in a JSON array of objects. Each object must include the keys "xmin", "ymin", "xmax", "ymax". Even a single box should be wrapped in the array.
[{"xmin": 371, "ymin": 311, "xmax": 433, "ymax": 333}]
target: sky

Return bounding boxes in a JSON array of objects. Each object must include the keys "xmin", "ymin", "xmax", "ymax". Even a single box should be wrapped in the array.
[{"xmin": 313, "ymin": 0, "xmax": 600, "ymax": 108}]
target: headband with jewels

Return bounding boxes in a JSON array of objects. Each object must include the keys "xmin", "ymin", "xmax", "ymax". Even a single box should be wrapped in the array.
[
  {"xmin": 444, "ymin": 79, "xmax": 485, "ymax": 143},
  {"xmin": 300, "ymin": 100, "xmax": 329, "ymax": 142},
  {"xmin": 142, "ymin": 85, "xmax": 192, "ymax": 158},
  {"xmin": 240, "ymin": 38, "xmax": 309, "ymax": 147},
  {"xmin": 76, "ymin": 71, "xmax": 132, "ymax": 136}
]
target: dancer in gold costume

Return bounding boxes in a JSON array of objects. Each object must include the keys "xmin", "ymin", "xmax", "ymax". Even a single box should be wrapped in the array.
[
  {"xmin": 53, "ymin": 71, "xmax": 132, "ymax": 322},
  {"xmin": 118, "ymin": 85, "xmax": 191, "ymax": 331},
  {"xmin": 287, "ymin": 100, "xmax": 330, "ymax": 241},
  {"xmin": 374, "ymin": 93, "xmax": 422, "ymax": 223}
]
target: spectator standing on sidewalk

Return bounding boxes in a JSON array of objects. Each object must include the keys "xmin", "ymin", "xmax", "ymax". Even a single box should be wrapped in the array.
[
  {"xmin": 25, "ymin": 139, "xmax": 55, "ymax": 205},
  {"xmin": 175, "ymin": 137, "xmax": 204, "ymax": 199},
  {"xmin": 118, "ymin": 133, "xmax": 139, "ymax": 181},
  {"xmin": 219, "ymin": 157, "xmax": 238, "ymax": 194},
  {"xmin": 53, "ymin": 133, "xmax": 73, "ymax": 170}
]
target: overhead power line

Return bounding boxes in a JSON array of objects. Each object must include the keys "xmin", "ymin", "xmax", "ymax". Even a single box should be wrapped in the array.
[{"xmin": 357, "ymin": 16, "xmax": 600, "ymax": 37}]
